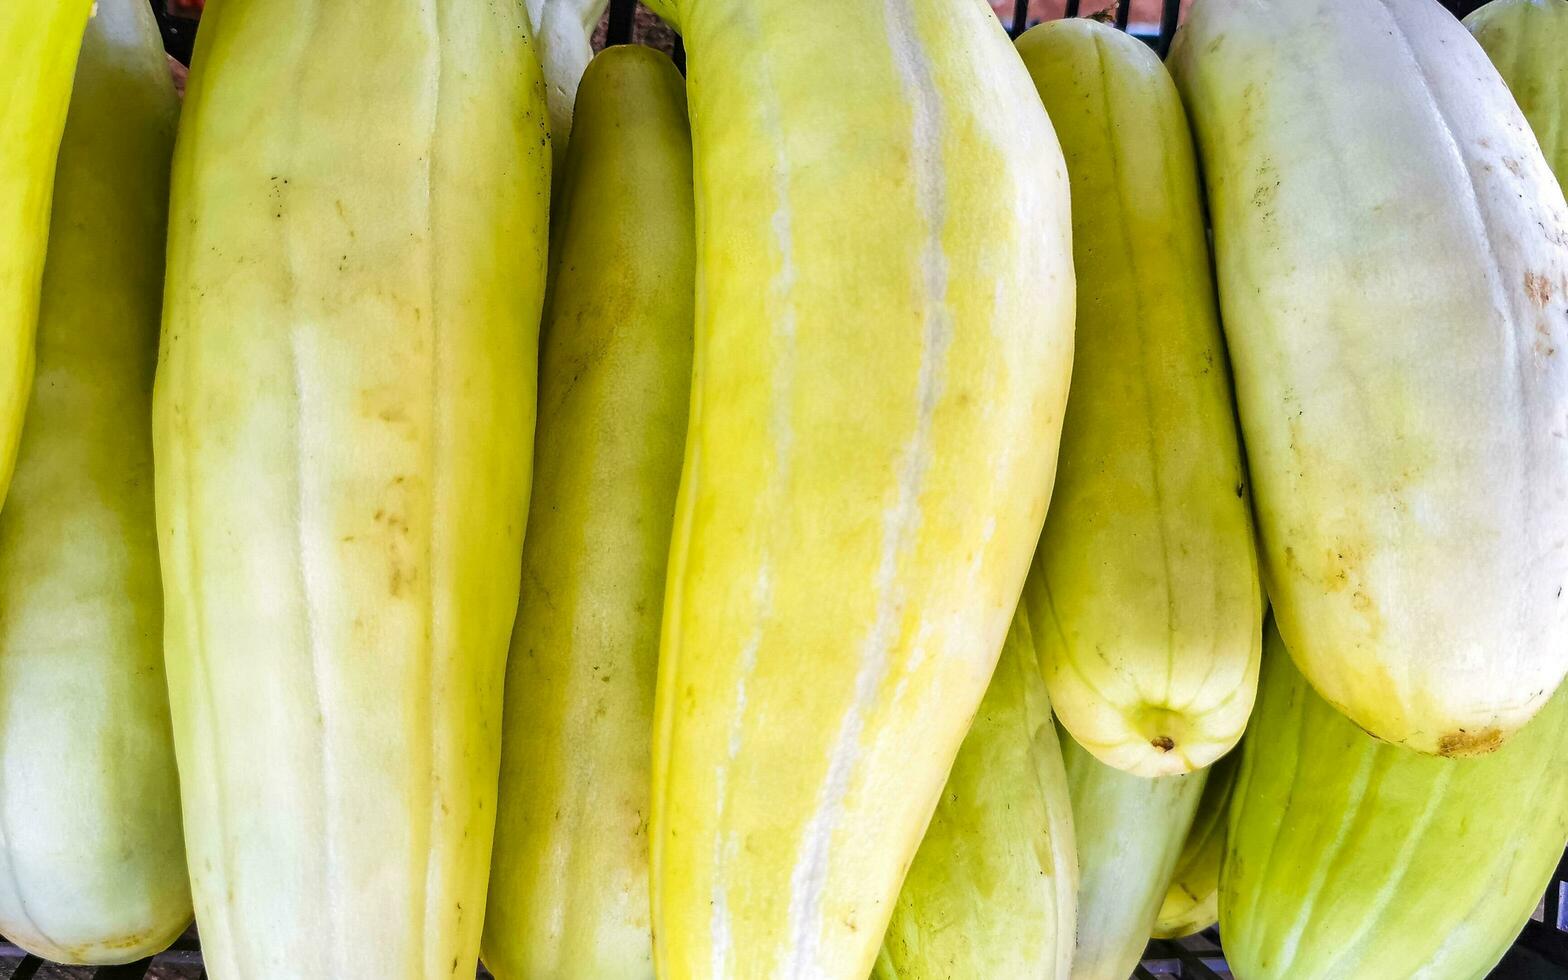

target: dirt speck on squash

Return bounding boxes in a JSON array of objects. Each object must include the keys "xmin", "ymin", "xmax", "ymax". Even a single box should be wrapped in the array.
[
  {"xmin": 1437, "ymin": 726, "xmax": 1504, "ymax": 757},
  {"xmin": 1525, "ymin": 270, "xmax": 1554, "ymax": 307}
]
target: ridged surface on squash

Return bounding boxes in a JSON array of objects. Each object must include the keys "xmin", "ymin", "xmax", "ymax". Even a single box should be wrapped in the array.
[
  {"xmin": 1171, "ymin": 0, "xmax": 1568, "ymax": 755},
  {"xmin": 1015, "ymin": 18, "xmax": 1260, "ymax": 778},
  {"xmin": 153, "ymin": 2, "xmax": 550, "ymax": 977},
  {"xmin": 1151, "ymin": 750, "xmax": 1237, "ymax": 939},
  {"xmin": 0, "ymin": 0, "xmax": 95, "ymax": 508},
  {"xmin": 1223, "ymin": 620, "xmax": 1568, "ymax": 979},
  {"xmin": 0, "ymin": 0, "xmax": 188, "ymax": 964},
  {"xmin": 873, "ymin": 606, "xmax": 1077, "ymax": 980},
  {"xmin": 646, "ymin": 0, "xmax": 1077, "ymax": 976},
  {"xmin": 1468, "ymin": 0, "xmax": 1568, "ymax": 181},
  {"xmin": 483, "ymin": 45, "xmax": 693, "ymax": 980},
  {"xmin": 1060, "ymin": 730, "xmax": 1206, "ymax": 980}
]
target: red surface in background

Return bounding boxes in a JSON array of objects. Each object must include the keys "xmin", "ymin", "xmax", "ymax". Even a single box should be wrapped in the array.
[{"xmin": 167, "ymin": 0, "xmax": 204, "ymax": 14}]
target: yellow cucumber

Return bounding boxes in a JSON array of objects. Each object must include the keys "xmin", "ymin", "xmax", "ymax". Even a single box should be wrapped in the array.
[
  {"xmin": 153, "ymin": 2, "xmax": 550, "ymax": 976},
  {"xmin": 1222, "ymin": 620, "xmax": 1568, "ymax": 979},
  {"xmin": 0, "ymin": 0, "xmax": 95, "ymax": 508},
  {"xmin": 646, "ymin": 0, "xmax": 1076, "ymax": 976},
  {"xmin": 0, "ymin": 0, "xmax": 187, "ymax": 964},
  {"xmin": 1467, "ymin": 0, "xmax": 1568, "ymax": 181},
  {"xmin": 873, "ymin": 606, "xmax": 1077, "ymax": 980},
  {"xmin": 1151, "ymin": 750, "xmax": 1237, "ymax": 939},
  {"xmin": 1015, "ymin": 18, "xmax": 1260, "ymax": 778},
  {"xmin": 1171, "ymin": 0, "xmax": 1568, "ymax": 755},
  {"xmin": 1060, "ymin": 729, "xmax": 1207, "ymax": 980},
  {"xmin": 483, "ymin": 45, "xmax": 693, "ymax": 980}
]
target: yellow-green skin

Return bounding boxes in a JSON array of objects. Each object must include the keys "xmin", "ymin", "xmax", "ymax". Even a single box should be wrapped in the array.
[
  {"xmin": 644, "ymin": 0, "xmax": 1077, "ymax": 976},
  {"xmin": 1222, "ymin": 621, "xmax": 1568, "ymax": 979},
  {"xmin": 1468, "ymin": 0, "xmax": 1568, "ymax": 181},
  {"xmin": 0, "ymin": 0, "xmax": 94, "ymax": 509},
  {"xmin": 153, "ymin": 2, "xmax": 550, "ymax": 977},
  {"xmin": 0, "ymin": 0, "xmax": 188, "ymax": 964},
  {"xmin": 873, "ymin": 607, "xmax": 1078, "ymax": 980},
  {"xmin": 483, "ymin": 45, "xmax": 693, "ymax": 980},
  {"xmin": 1060, "ymin": 728, "xmax": 1207, "ymax": 980},
  {"xmin": 1151, "ymin": 750, "xmax": 1237, "ymax": 939},
  {"xmin": 1171, "ymin": 0, "xmax": 1568, "ymax": 757},
  {"xmin": 1015, "ymin": 19, "xmax": 1260, "ymax": 779}
]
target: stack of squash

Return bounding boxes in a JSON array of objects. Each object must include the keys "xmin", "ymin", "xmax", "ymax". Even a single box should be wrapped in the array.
[{"xmin": 0, "ymin": 0, "xmax": 1565, "ymax": 977}]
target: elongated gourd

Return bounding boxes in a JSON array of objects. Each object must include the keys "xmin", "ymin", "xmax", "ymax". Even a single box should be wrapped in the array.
[
  {"xmin": 644, "ymin": 0, "xmax": 1076, "ymax": 976},
  {"xmin": 1061, "ymin": 729, "xmax": 1207, "ymax": 980},
  {"xmin": 0, "ymin": 0, "xmax": 95, "ymax": 508},
  {"xmin": 1223, "ymin": 620, "xmax": 1568, "ymax": 979},
  {"xmin": 0, "ymin": 0, "xmax": 188, "ymax": 963},
  {"xmin": 1151, "ymin": 751, "xmax": 1237, "ymax": 940},
  {"xmin": 1014, "ymin": 19, "xmax": 1260, "ymax": 778},
  {"xmin": 483, "ymin": 45, "xmax": 693, "ymax": 980},
  {"xmin": 153, "ymin": 2, "xmax": 550, "ymax": 977},
  {"xmin": 1170, "ymin": 0, "xmax": 1568, "ymax": 756},
  {"xmin": 873, "ymin": 606, "xmax": 1077, "ymax": 980},
  {"xmin": 1467, "ymin": 0, "xmax": 1568, "ymax": 181}
]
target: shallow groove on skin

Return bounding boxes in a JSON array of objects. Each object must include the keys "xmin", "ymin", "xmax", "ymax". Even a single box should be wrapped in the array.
[
  {"xmin": 781, "ymin": 0, "xmax": 952, "ymax": 971},
  {"xmin": 1234, "ymin": 676, "xmax": 1305, "ymax": 966},
  {"xmin": 280, "ymin": 6, "xmax": 337, "ymax": 975},
  {"xmin": 1270, "ymin": 728, "xmax": 1374, "ymax": 973},
  {"xmin": 1036, "ymin": 574, "xmax": 1130, "ymax": 712},
  {"xmin": 708, "ymin": 9, "xmax": 797, "ymax": 971},
  {"xmin": 1092, "ymin": 34, "xmax": 1180, "ymax": 717},
  {"xmin": 416, "ymin": 2, "xmax": 444, "ymax": 974},
  {"xmin": 179, "ymin": 26, "xmax": 237, "ymax": 966},
  {"xmin": 1321, "ymin": 759, "xmax": 1451, "ymax": 974}
]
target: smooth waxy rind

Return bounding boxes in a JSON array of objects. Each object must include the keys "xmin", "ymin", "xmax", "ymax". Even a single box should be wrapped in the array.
[
  {"xmin": 1467, "ymin": 0, "xmax": 1568, "ymax": 181},
  {"xmin": 1152, "ymin": 750, "xmax": 1238, "ymax": 939},
  {"xmin": 647, "ymin": 0, "xmax": 1077, "ymax": 976},
  {"xmin": 1222, "ymin": 621, "xmax": 1568, "ymax": 979},
  {"xmin": 1016, "ymin": 18, "xmax": 1260, "ymax": 778},
  {"xmin": 1171, "ymin": 0, "xmax": 1568, "ymax": 755},
  {"xmin": 0, "ymin": 0, "xmax": 189, "ymax": 963},
  {"xmin": 873, "ymin": 607, "xmax": 1077, "ymax": 980},
  {"xmin": 153, "ymin": 2, "xmax": 550, "ymax": 976},
  {"xmin": 1060, "ymin": 730, "xmax": 1207, "ymax": 979},
  {"xmin": 0, "ymin": 0, "xmax": 95, "ymax": 509},
  {"xmin": 483, "ymin": 45, "xmax": 693, "ymax": 980}
]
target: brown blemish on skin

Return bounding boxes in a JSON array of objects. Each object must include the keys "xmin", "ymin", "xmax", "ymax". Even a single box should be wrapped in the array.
[
  {"xmin": 1526, "ymin": 271, "xmax": 1553, "ymax": 307},
  {"xmin": 389, "ymin": 562, "xmax": 412, "ymax": 596},
  {"xmin": 1437, "ymin": 727, "xmax": 1504, "ymax": 757},
  {"xmin": 1324, "ymin": 543, "xmax": 1362, "ymax": 593},
  {"xmin": 1504, "ymin": 157, "xmax": 1524, "ymax": 178},
  {"xmin": 1151, "ymin": 735, "xmax": 1176, "ymax": 752}
]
